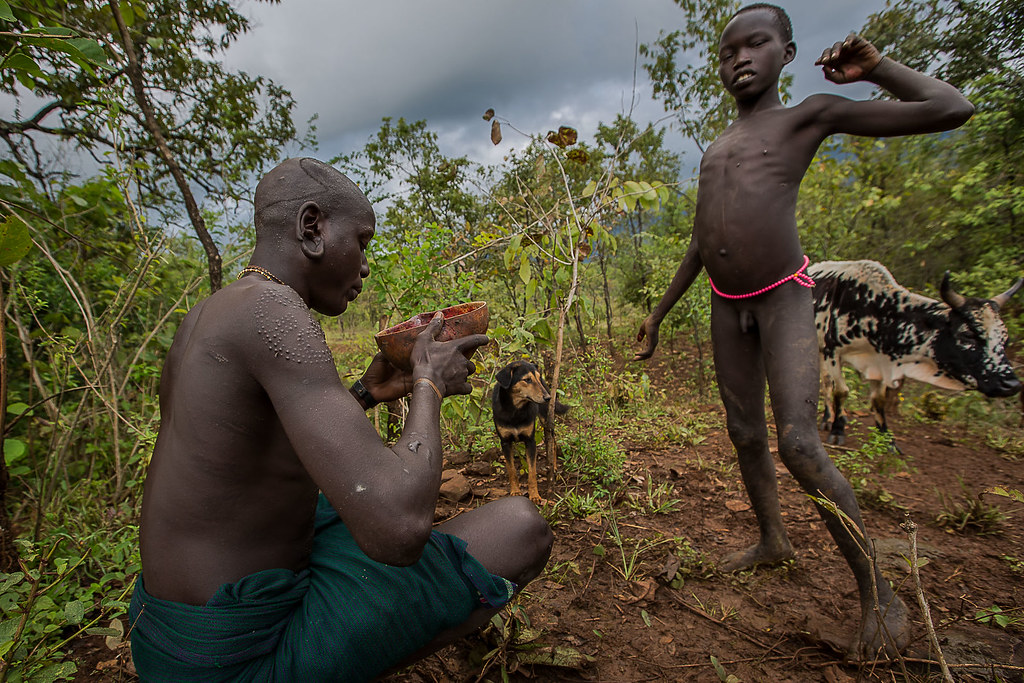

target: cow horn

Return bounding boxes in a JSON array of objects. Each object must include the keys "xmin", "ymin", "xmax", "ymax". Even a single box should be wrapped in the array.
[
  {"xmin": 939, "ymin": 271, "xmax": 966, "ymax": 308},
  {"xmin": 992, "ymin": 277, "xmax": 1023, "ymax": 308}
]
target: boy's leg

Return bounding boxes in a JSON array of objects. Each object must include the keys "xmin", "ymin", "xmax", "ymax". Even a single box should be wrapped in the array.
[
  {"xmin": 385, "ymin": 497, "xmax": 552, "ymax": 673},
  {"xmin": 757, "ymin": 284, "xmax": 908, "ymax": 657},
  {"xmin": 710, "ymin": 299, "xmax": 794, "ymax": 571}
]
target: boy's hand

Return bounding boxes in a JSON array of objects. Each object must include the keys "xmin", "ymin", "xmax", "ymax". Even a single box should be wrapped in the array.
[
  {"xmin": 633, "ymin": 316, "xmax": 660, "ymax": 361},
  {"xmin": 816, "ymin": 34, "xmax": 882, "ymax": 84}
]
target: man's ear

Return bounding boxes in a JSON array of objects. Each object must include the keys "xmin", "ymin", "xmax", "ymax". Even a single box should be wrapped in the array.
[
  {"xmin": 783, "ymin": 41, "xmax": 796, "ymax": 66},
  {"xmin": 296, "ymin": 201, "xmax": 325, "ymax": 259}
]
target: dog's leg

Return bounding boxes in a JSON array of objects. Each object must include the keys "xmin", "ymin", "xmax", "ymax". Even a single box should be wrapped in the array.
[
  {"xmin": 501, "ymin": 440, "xmax": 521, "ymax": 496},
  {"xmin": 525, "ymin": 436, "xmax": 541, "ymax": 504}
]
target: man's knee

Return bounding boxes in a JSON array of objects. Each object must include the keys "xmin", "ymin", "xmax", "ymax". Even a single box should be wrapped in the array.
[
  {"xmin": 506, "ymin": 498, "xmax": 553, "ymax": 575},
  {"xmin": 478, "ymin": 496, "xmax": 553, "ymax": 584}
]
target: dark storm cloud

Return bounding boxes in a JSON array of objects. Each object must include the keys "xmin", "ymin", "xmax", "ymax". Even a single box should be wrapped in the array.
[{"xmin": 223, "ymin": 0, "xmax": 888, "ymax": 167}]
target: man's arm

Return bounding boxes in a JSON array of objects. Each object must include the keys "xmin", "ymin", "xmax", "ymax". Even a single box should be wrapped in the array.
[
  {"xmin": 250, "ymin": 294, "xmax": 482, "ymax": 566},
  {"xmin": 349, "ymin": 352, "xmax": 412, "ymax": 410},
  {"xmin": 634, "ymin": 235, "xmax": 703, "ymax": 360},
  {"xmin": 808, "ymin": 34, "xmax": 973, "ymax": 138}
]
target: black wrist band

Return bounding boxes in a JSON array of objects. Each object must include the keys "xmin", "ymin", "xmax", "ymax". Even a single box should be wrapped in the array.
[{"xmin": 351, "ymin": 379, "xmax": 378, "ymax": 409}]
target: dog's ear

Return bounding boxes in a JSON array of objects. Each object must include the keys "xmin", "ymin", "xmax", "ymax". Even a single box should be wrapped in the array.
[{"xmin": 496, "ymin": 363, "xmax": 515, "ymax": 389}]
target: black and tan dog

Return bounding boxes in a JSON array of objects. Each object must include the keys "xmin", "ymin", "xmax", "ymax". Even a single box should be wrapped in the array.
[{"xmin": 492, "ymin": 360, "xmax": 568, "ymax": 502}]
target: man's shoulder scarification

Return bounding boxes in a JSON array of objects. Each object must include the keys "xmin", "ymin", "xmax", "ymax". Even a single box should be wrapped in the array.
[{"xmin": 253, "ymin": 286, "xmax": 334, "ymax": 364}]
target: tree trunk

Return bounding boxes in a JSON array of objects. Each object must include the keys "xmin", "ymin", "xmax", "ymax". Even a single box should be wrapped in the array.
[
  {"xmin": 598, "ymin": 247, "xmax": 613, "ymax": 338},
  {"xmin": 109, "ymin": 0, "xmax": 223, "ymax": 291},
  {"xmin": 0, "ymin": 280, "xmax": 19, "ymax": 572}
]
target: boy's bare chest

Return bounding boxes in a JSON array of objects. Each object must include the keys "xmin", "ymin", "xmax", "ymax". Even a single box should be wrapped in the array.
[{"xmin": 700, "ymin": 116, "xmax": 814, "ymax": 181}]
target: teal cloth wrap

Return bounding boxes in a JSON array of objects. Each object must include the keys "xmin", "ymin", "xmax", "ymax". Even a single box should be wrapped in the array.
[{"xmin": 129, "ymin": 495, "xmax": 516, "ymax": 682}]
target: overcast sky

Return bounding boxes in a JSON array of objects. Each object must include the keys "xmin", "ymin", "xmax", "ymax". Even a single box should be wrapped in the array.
[{"xmin": 223, "ymin": 0, "xmax": 889, "ymax": 175}]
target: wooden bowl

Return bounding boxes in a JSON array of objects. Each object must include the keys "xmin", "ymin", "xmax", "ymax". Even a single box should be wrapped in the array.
[{"xmin": 374, "ymin": 301, "xmax": 489, "ymax": 371}]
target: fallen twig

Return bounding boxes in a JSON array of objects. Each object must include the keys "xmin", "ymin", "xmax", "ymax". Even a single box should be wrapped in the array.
[
  {"xmin": 901, "ymin": 514, "xmax": 954, "ymax": 682},
  {"xmin": 667, "ymin": 590, "xmax": 777, "ymax": 653}
]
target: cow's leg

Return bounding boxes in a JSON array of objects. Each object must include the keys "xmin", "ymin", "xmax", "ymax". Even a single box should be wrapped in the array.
[
  {"xmin": 502, "ymin": 441, "xmax": 522, "ymax": 497},
  {"xmin": 710, "ymin": 299, "xmax": 794, "ymax": 572},
  {"xmin": 828, "ymin": 366, "xmax": 849, "ymax": 446},
  {"xmin": 868, "ymin": 380, "xmax": 889, "ymax": 432},
  {"xmin": 819, "ymin": 364, "xmax": 834, "ymax": 431},
  {"xmin": 760, "ymin": 285, "xmax": 909, "ymax": 658},
  {"xmin": 868, "ymin": 381, "xmax": 902, "ymax": 453}
]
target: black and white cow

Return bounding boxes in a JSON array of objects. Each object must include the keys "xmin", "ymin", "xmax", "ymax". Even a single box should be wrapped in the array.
[{"xmin": 810, "ymin": 260, "xmax": 1022, "ymax": 445}]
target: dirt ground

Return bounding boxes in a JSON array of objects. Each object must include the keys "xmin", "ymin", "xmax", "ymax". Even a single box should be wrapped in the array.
[{"xmin": 71, "ymin": 345, "xmax": 1024, "ymax": 682}]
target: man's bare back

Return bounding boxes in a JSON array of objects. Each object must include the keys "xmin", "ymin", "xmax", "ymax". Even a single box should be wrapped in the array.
[{"xmin": 140, "ymin": 281, "xmax": 327, "ymax": 605}]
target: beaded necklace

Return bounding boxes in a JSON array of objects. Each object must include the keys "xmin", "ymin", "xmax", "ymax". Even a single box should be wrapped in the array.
[{"xmin": 237, "ymin": 265, "xmax": 286, "ymax": 286}]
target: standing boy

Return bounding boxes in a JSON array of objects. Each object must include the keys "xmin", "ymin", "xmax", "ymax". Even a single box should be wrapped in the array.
[{"xmin": 635, "ymin": 3, "xmax": 972, "ymax": 657}]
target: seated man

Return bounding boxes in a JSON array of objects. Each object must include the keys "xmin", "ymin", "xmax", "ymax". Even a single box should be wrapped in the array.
[{"xmin": 128, "ymin": 157, "xmax": 553, "ymax": 682}]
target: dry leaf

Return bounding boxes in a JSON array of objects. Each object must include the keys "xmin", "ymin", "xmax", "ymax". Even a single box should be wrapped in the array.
[
  {"xmin": 725, "ymin": 500, "xmax": 751, "ymax": 512},
  {"xmin": 546, "ymin": 126, "xmax": 578, "ymax": 148},
  {"xmin": 618, "ymin": 578, "xmax": 657, "ymax": 604},
  {"xmin": 482, "ymin": 108, "xmax": 495, "ymax": 121},
  {"xmin": 490, "ymin": 119, "xmax": 502, "ymax": 145},
  {"xmin": 661, "ymin": 554, "xmax": 681, "ymax": 583},
  {"xmin": 566, "ymin": 148, "xmax": 589, "ymax": 164},
  {"xmin": 105, "ymin": 618, "xmax": 125, "ymax": 650}
]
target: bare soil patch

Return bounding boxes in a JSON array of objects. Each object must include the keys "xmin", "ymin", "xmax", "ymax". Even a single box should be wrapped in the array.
[
  {"xmin": 71, "ymin": 345, "xmax": 1024, "ymax": 682},
  {"xmin": 387, "ymin": 350, "xmax": 1024, "ymax": 683}
]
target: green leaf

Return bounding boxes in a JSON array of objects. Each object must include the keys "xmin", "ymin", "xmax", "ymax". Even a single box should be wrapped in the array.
[
  {"xmin": 27, "ymin": 660, "xmax": 77, "ymax": 683},
  {"xmin": 518, "ymin": 257, "xmax": 531, "ymax": 285},
  {"xmin": 67, "ymin": 38, "xmax": 109, "ymax": 67},
  {"xmin": 0, "ymin": 572, "xmax": 23, "ymax": 594},
  {"xmin": 4, "ymin": 439, "xmax": 26, "ymax": 465},
  {"xmin": 64, "ymin": 600, "xmax": 85, "ymax": 625},
  {"xmin": 592, "ymin": 544, "xmax": 606, "ymax": 557},
  {"xmin": 0, "ymin": 617, "xmax": 19, "ymax": 643},
  {"xmin": 1, "ymin": 53, "xmax": 44, "ymax": 77},
  {"xmin": 84, "ymin": 627, "xmax": 123, "ymax": 637},
  {"xmin": 0, "ymin": 1, "xmax": 15, "ymax": 22},
  {"xmin": 0, "ymin": 215, "xmax": 32, "ymax": 267},
  {"xmin": 26, "ymin": 26, "xmax": 75, "ymax": 37},
  {"xmin": 6, "ymin": 402, "xmax": 29, "ymax": 415}
]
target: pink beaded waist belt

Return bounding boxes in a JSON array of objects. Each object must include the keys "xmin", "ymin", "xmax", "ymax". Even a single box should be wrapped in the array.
[{"xmin": 708, "ymin": 255, "xmax": 815, "ymax": 299}]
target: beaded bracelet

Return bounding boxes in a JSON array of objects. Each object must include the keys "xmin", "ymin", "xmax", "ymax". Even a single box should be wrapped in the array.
[{"xmin": 414, "ymin": 377, "xmax": 442, "ymax": 401}]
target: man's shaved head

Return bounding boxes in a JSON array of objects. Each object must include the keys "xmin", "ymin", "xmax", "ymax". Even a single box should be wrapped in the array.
[{"xmin": 254, "ymin": 158, "xmax": 370, "ymax": 241}]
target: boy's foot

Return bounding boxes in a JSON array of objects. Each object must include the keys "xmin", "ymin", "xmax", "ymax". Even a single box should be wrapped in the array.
[
  {"xmin": 853, "ymin": 593, "xmax": 910, "ymax": 660},
  {"xmin": 720, "ymin": 541, "xmax": 795, "ymax": 572}
]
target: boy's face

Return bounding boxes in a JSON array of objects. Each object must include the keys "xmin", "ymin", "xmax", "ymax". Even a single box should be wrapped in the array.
[{"xmin": 717, "ymin": 9, "xmax": 795, "ymax": 102}]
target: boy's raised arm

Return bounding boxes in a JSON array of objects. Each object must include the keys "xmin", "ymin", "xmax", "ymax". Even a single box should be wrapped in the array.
[{"xmin": 810, "ymin": 34, "xmax": 973, "ymax": 138}]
